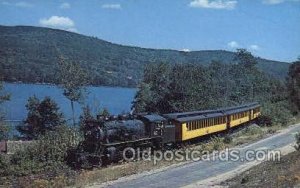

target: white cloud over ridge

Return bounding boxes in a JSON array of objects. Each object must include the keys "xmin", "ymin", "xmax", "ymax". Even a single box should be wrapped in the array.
[
  {"xmin": 101, "ymin": 4, "xmax": 121, "ymax": 9},
  {"xmin": 67, "ymin": 28, "xmax": 78, "ymax": 32},
  {"xmin": 40, "ymin": 16, "xmax": 74, "ymax": 28},
  {"xmin": 39, "ymin": 16, "xmax": 77, "ymax": 32},
  {"xmin": 249, "ymin": 44, "xmax": 260, "ymax": 51},
  {"xmin": 227, "ymin": 41, "xmax": 239, "ymax": 48},
  {"xmin": 189, "ymin": 0, "xmax": 237, "ymax": 10},
  {"xmin": 227, "ymin": 41, "xmax": 261, "ymax": 51},
  {"xmin": 59, "ymin": 2, "xmax": 70, "ymax": 9},
  {"xmin": 181, "ymin": 48, "xmax": 191, "ymax": 52}
]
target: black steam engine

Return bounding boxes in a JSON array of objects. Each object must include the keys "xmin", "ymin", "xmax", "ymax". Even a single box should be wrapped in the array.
[{"xmin": 68, "ymin": 114, "xmax": 175, "ymax": 169}]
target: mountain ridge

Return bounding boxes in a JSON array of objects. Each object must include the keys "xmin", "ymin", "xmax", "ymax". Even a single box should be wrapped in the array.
[{"xmin": 0, "ymin": 25, "xmax": 290, "ymax": 87}]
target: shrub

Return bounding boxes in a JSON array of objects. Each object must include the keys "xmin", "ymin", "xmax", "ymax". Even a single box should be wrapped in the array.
[
  {"xmin": 209, "ymin": 136, "xmax": 225, "ymax": 150},
  {"xmin": 242, "ymin": 125, "xmax": 263, "ymax": 136},
  {"xmin": 35, "ymin": 125, "xmax": 81, "ymax": 163},
  {"xmin": 3, "ymin": 125, "xmax": 82, "ymax": 177},
  {"xmin": 256, "ymin": 115, "xmax": 272, "ymax": 127},
  {"xmin": 262, "ymin": 102, "xmax": 293, "ymax": 126},
  {"xmin": 295, "ymin": 132, "xmax": 300, "ymax": 151},
  {"xmin": 6, "ymin": 140, "xmax": 34, "ymax": 154},
  {"xmin": 0, "ymin": 154, "xmax": 9, "ymax": 175},
  {"xmin": 8, "ymin": 148, "xmax": 42, "ymax": 176},
  {"xmin": 0, "ymin": 124, "xmax": 10, "ymax": 141},
  {"xmin": 223, "ymin": 135, "xmax": 233, "ymax": 144}
]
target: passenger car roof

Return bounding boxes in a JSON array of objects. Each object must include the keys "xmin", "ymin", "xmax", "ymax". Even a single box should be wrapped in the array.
[
  {"xmin": 142, "ymin": 114, "xmax": 166, "ymax": 122},
  {"xmin": 163, "ymin": 102, "xmax": 260, "ymax": 122}
]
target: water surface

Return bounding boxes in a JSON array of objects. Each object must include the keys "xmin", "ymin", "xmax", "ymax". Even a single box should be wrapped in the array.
[{"xmin": 2, "ymin": 83, "xmax": 137, "ymax": 123}]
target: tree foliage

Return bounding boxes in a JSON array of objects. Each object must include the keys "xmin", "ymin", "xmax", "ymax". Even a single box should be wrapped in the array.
[
  {"xmin": 287, "ymin": 59, "xmax": 300, "ymax": 114},
  {"xmin": 58, "ymin": 58, "xmax": 89, "ymax": 103},
  {"xmin": 101, "ymin": 108, "xmax": 110, "ymax": 116},
  {"xmin": 0, "ymin": 83, "xmax": 10, "ymax": 105},
  {"xmin": 18, "ymin": 96, "xmax": 65, "ymax": 139},
  {"xmin": 234, "ymin": 48, "xmax": 257, "ymax": 69},
  {"xmin": 133, "ymin": 49, "xmax": 291, "ymax": 126},
  {"xmin": 58, "ymin": 57, "xmax": 89, "ymax": 126},
  {"xmin": 79, "ymin": 105, "xmax": 95, "ymax": 134},
  {"xmin": 0, "ymin": 81, "xmax": 10, "ymax": 140}
]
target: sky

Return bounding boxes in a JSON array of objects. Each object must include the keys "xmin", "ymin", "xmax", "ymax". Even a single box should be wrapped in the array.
[{"xmin": 0, "ymin": 0, "xmax": 299, "ymax": 62}]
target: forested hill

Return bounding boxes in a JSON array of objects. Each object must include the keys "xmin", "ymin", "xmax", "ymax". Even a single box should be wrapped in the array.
[{"xmin": 0, "ymin": 25, "xmax": 290, "ymax": 87}]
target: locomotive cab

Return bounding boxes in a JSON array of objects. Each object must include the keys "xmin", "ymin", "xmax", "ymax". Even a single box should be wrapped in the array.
[{"xmin": 140, "ymin": 114, "xmax": 175, "ymax": 144}]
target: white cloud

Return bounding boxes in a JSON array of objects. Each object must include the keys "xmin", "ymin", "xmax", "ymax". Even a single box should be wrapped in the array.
[
  {"xmin": 59, "ymin": 2, "xmax": 70, "ymax": 9},
  {"xmin": 249, "ymin": 44, "xmax": 260, "ymax": 51},
  {"xmin": 67, "ymin": 28, "xmax": 78, "ymax": 33},
  {"xmin": 189, "ymin": 0, "xmax": 237, "ymax": 10},
  {"xmin": 181, "ymin": 48, "xmax": 191, "ymax": 52},
  {"xmin": 227, "ymin": 41, "xmax": 261, "ymax": 51},
  {"xmin": 1, "ymin": 1, "xmax": 33, "ymax": 7},
  {"xmin": 262, "ymin": 0, "xmax": 300, "ymax": 4},
  {"xmin": 39, "ymin": 16, "xmax": 77, "ymax": 32},
  {"xmin": 227, "ymin": 41, "xmax": 239, "ymax": 48},
  {"xmin": 40, "ymin": 16, "xmax": 74, "ymax": 28},
  {"xmin": 101, "ymin": 3, "xmax": 122, "ymax": 9}
]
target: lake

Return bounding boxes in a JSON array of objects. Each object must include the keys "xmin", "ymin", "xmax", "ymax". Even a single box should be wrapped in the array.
[{"xmin": 1, "ymin": 83, "xmax": 137, "ymax": 123}]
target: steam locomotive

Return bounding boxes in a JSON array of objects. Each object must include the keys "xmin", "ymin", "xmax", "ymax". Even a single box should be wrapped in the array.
[{"xmin": 68, "ymin": 103, "xmax": 261, "ymax": 168}]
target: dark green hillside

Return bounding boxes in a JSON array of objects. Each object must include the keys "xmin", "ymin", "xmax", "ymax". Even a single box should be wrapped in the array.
[{"xmin": 0, "ymin": 25, "xmax": 289, "ymax": 87}]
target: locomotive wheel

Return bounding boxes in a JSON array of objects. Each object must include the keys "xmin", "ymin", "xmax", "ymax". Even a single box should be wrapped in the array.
[
  {"xmin": 93, "ymin": 157, "xmax": 103, "ymax": 168},
  {"xmin": 80, "ymin": 156, "xmax": 93, "ymax": 170}
]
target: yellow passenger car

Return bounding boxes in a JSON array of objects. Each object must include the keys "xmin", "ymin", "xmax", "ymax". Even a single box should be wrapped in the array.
[
  {"xmin": 175, "ymin": 113, "xmax": 227, "ymax": 141},
  {"xmin": 164, "ymin": 103, "xmax": 261, "ymax": 142}
]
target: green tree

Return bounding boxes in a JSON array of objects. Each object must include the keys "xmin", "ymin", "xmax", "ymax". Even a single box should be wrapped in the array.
[
  {"xmin": 79, "ymin": 105, "xmax": 95, "ymax": 133},
  {"xmin": 133, "ymin": 55, "xmax": 291, "ymax": 122},
  {"xmin": 0, "ymin": 81, "xmax": 10, "ymax": 140},
  {"xmin": 207, "ymin": 61, "xmax": 231, "ymax": 107},
  {"xmin": 234, "ymin": 48, "xmax": 257, "ymax": 69},
  {"xmin": 58, "ymin": 57, "xmax": 89, "ymax": 127},
  {"xmin": 18, "ymin": 96, "xmax": 65, "ymax": 139},
  {"xmin": 0, "ymin": 82, "xmax": 10, "ymax": 104},
  {"xmin": 231, "ymin": 49, "xmax": 262, "ymax": 103},
  {"xmin": 132, "ymin": 63, "xmax": 172, "ymax": 113},
  {"xmin": 168, "ymin": 63, "xmax": 212, "ymax": 111},
  {"xmin": 132, "ymin": 82, "xmax": 153, "ymax": 113},
  {"xmin": 99, "ymin": 108, "xmax": 110, "ymax": 117},
  {"xmin": 287, "ymin": 59, "xmax": 300, "ymax": 114}
]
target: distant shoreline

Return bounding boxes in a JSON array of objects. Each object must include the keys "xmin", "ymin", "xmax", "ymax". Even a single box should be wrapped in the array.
[{"xmin": 3, "ymin": 81, "xmax": 137, "ymax": 90}]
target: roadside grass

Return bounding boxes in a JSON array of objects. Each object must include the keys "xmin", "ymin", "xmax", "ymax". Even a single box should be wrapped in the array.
[
  {"xmin": 231, "ymin": 125, "xmax": 268, "ymax": 146},
  {"xmin": 223, "ymin": 148, "xmax": 300, "ymax": 188}
]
